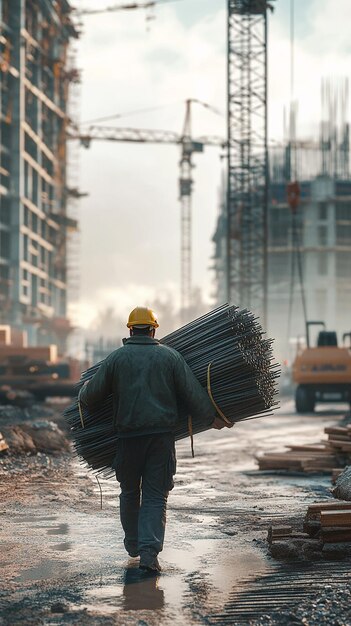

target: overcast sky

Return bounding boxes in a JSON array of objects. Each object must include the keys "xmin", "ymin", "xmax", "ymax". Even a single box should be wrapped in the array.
[{"xmin": 70, "ymin": 0, "xmax": 351, "ymax": 330}]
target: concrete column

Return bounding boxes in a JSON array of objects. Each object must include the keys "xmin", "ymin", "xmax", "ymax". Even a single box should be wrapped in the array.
[{"xmin": 9, "ymin": 0, "xmax": 25, "ymax": 325}]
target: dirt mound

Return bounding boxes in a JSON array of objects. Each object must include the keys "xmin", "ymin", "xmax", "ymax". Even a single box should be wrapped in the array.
[{"xmin": 1, "ymin": 420, "xmax": 71, "ymax": 455}]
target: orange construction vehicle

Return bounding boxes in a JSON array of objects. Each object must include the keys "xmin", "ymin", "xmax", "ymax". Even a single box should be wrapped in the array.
[{"xmin": 293, "ymin": 322, "xmax": 351, "ymax": 413}]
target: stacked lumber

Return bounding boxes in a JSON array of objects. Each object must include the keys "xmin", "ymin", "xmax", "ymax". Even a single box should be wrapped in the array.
[
  {"xmin": 304, "ymin": 501, "xmax": 351, "ymax": 547},
  {"xmin": 267, "ymin": 524, "xmax": 309, "ymax": 544},
  {"xmin": 257, "ymin": 424, "xmax": 351, "ymax": 473},
  {"xmin": 0, "ymin": 431, "xmax": 9, "ymax": 453},
  {"xmin": 268, "ymin": 501, "xmax": 351, "ymax": 560},
  {"xmin": 325, "ymin": 425, "xmax": 351, "ymax": 454}
]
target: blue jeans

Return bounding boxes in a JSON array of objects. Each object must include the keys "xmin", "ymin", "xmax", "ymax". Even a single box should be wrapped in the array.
[{"xmin": 113, "ymin": 433, "xmax": 176, "ymax": 558}]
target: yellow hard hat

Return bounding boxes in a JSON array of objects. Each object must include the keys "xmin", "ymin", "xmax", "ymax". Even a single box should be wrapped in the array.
[{"xmin": 127, "ymin": 306, "xmax": 159, "ymax": 329}]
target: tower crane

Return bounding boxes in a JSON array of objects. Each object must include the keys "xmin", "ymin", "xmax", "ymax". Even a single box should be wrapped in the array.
[
  {"xmin": 227, "ymin": 0, "xmax": 276, "ymax": 326},
  {"xmin": 69, "ymin": 100, "xmax": 225, "ymax": 315}
]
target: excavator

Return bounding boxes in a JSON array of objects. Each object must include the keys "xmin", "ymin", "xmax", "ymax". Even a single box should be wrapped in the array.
[{"xmin": 293, "ymin": 321, "xmax": 351, "ymax": 413}]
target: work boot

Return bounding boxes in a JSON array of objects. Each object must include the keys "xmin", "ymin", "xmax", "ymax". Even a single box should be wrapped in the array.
[
  {"xmin": 124, "ymin": 539, "xmax": 139, "ymax": 558},
  {"xmin": 127, "ymin": 549, "xmax": 139, "ymax": 558},
  {"xmin": 139, "ymin": 552, "xmax": 161, "ymax": 573}
]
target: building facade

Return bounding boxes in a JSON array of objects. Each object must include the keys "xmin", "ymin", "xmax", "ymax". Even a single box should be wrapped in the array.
[
  {"xmin": 0, "ymin": 0, "xmax": 78, "ymax": 351},
  {"xmin": 268, "ymin": 176, "xmax": 351, "ymax": 356},
  {"xmin": 212, "ymin": 174, "xmax": 351, "ymax": 359}
]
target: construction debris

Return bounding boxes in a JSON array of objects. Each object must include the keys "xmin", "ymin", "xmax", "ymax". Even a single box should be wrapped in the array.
[
  {"xmin": 332, "ymin": 466, "xmax": 351, "ymax": 501},
  {"xmin": 257, "ymin": 423, "xmax": 351, "ymax": 473},
  {"xmin": 268, "ymin": 500, "xmax": 351, "ymax": 561},
  {"xmin": 1, "ymin": 421, "xmax": 70, "ymax": 455}
]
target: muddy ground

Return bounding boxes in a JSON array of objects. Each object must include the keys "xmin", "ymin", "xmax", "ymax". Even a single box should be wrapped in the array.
[{"xmin": 1, "ymin": 399, "xmax": 351, "ymax": 626}]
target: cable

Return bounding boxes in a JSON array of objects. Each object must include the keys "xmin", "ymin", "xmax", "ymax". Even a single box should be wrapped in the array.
[
  {"xmin": 81, "ymin": 99, "xmax": 224, "ymax": 127},
  {"xmin": 286, "ymin": 213, "xmax": 296, "ymax": 345},
  {"xmin": 78, "ymin": 0, "xmax": 184, "ymax": 16},
  {"xmin": 80, "ymin": 101, "xmax": 182, "ymax": 126},
  {"xmin": 191, "ymin": 99, "xmax": 224, "ymax": 118},
  {"xmin": 294, "ymin": 217, "xmax": 308, "ymax": 327}
]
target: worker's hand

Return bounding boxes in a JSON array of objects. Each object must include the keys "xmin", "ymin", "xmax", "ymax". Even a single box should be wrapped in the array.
[{"xmin": 212, "ymin": 416, "xmax": 233, "ymax": 430}]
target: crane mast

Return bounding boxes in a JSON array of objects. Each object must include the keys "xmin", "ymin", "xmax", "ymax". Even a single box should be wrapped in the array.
[
  {"xmin": 227, "ymin": 0, "xmax": 275, "ymax": 325},
  {"xmin": 178, "ymin": 100, "xmax": 204, "ymax": 314}
]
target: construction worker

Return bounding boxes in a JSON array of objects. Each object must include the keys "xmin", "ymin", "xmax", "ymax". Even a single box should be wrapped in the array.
[{"xmin": 79, "ymin": 306, "xmax": 229, "ymax": 573}]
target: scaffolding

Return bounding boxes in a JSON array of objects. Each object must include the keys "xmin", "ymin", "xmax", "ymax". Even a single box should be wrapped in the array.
[
  {"xmin": 227, "ymin": 0, "xmax": 274, "ymax": 323},
  {"xmin": 0, "ymin": 0, "xmax": 79, "ymax": 352}
]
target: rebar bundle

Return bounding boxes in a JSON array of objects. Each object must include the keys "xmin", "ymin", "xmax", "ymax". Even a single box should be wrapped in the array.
[{"xmin": 64, "ymin": 304, "xmax": 279, "ymax": 478}]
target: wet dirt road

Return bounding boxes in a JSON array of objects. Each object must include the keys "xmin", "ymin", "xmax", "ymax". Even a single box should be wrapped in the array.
[{"xmin": 1, "ymin": 400, "xmax": 350, "ymax": 625}]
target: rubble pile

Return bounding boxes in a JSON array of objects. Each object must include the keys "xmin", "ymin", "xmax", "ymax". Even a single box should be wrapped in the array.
[
  {"xmin": 0, "ymin": 403, "xmax": 71, "ymax": 456},
  {"xmin": 332, "ymin": 465, "xmax": 351, "ymax": 501}
]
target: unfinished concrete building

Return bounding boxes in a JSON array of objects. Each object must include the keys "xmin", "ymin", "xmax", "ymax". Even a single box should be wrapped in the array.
[
  {"xmin": 213, "ymin": 173, "xmax": 351, "ymax": 359},
  {"xmin": 213, "ymin": 82, "xmax": 351, "ymax": 359},
  {"xmin": 0, "ymin": 0, "xmax": 79, "ymax": 352}
]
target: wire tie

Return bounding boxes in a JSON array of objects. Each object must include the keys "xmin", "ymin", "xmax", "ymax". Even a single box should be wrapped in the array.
[
  {"xmin": 207, "ymin": 362, "xmax": 232, "ymax": 425},
  {"xmin": 78, "ymin": 399, "xmax": 85, "ymax": 428},
  {"xmin": 188, "ymin": 415, "xmax": 195, "ymax": 458},
  {"xmin": 96, "ymin": 476, "xmax": 103, "ymax": 510}
]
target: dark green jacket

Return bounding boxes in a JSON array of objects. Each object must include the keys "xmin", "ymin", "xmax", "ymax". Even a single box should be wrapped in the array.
[{"xmin": 79, "ymin": 336, "xmax": 215, "ymax": 435}]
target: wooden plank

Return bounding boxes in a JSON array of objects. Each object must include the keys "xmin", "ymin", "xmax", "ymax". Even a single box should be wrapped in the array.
[
  {"xmin": 270, "ymin": 532, "xmax": 310, "ymax": 543},
  {"xmin": 268, "ymin": 525, "xmax": 292, "ymax": 544},
  {"xmin": 285, "ymin": 444, "xmax": 328, "ymax": 452},
  {"xmin": 302, "ymin": 466, "xmax": 334, "ymax": 473},
  {"xmin": 308, "ymin": 501, "xmax": 351, "ymax": 512},
  {"xmin": 325, "ymin": 426, "xmax": 349, "ymax": 435},
  {"xmin": 260, "ymin": 450, "xmax": 335, "ymax": 458},
  {"xmin": 327, "ymin": 439, "xmax": 345, "ymax": 448},
  {"xmin": 306, "ymin": 501, "xmax": 351, "ymax": 521},
  {"xmin": 320, "ymin": 510, "xmax": 351, "ymax": 527},
  {"xmin": 327, "ymin": 433, "xmax": 351, "ymax": 442},
  {"xmin": 302, "ymin": 459, "xmax": 337, "ymax": 469},
  {"xmin": 321, "ymin": 527, "xmax": 351, "ymax": 543},
  {"xmin": 0, "ymin": 344, "xmax": 57, "ymax": 363},
  {"xmin": 258, "ymin": 462, "xmax": 303, "ymax": 470}
]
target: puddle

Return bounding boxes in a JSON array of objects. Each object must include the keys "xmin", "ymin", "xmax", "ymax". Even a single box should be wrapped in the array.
[
  {"xmin": 81, "ymin": 537, "xmax": 269, "ymax": 616},
  {"xmin": 84, "ymin": 566, "xmax": 168, "ymax": 614},
  {"xmin": 14, "ymin": 559, "xmax": 69, "ymax": 582},
  {"xmin": 4, "ymin": 404, "xmax": 344, "ymax": 623},
  {"xmin": 47, "ymin": 523, "xmax": 69, "ymax": 535},
  {"xmin": 51, "ymin": 542, "xmax": 72, "ymax": 552},
  {"xmin": 12, "ymin": 516, "xmax": 58, "ymax": 523}
]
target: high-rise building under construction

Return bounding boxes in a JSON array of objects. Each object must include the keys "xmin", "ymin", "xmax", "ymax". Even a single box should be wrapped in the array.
[
  {"xmin": 0, "ymin": 0, "xmax": 78, "ymax": 351},
  {"xmin": 213, "ymin": 81, "xmax": 351, "ymax": 358}
]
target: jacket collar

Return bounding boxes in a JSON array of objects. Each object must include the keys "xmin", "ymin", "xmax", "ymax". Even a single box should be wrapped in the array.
[{"xmin": 124, "ymin": 336, "xmax": 160, "ymax": 346}]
